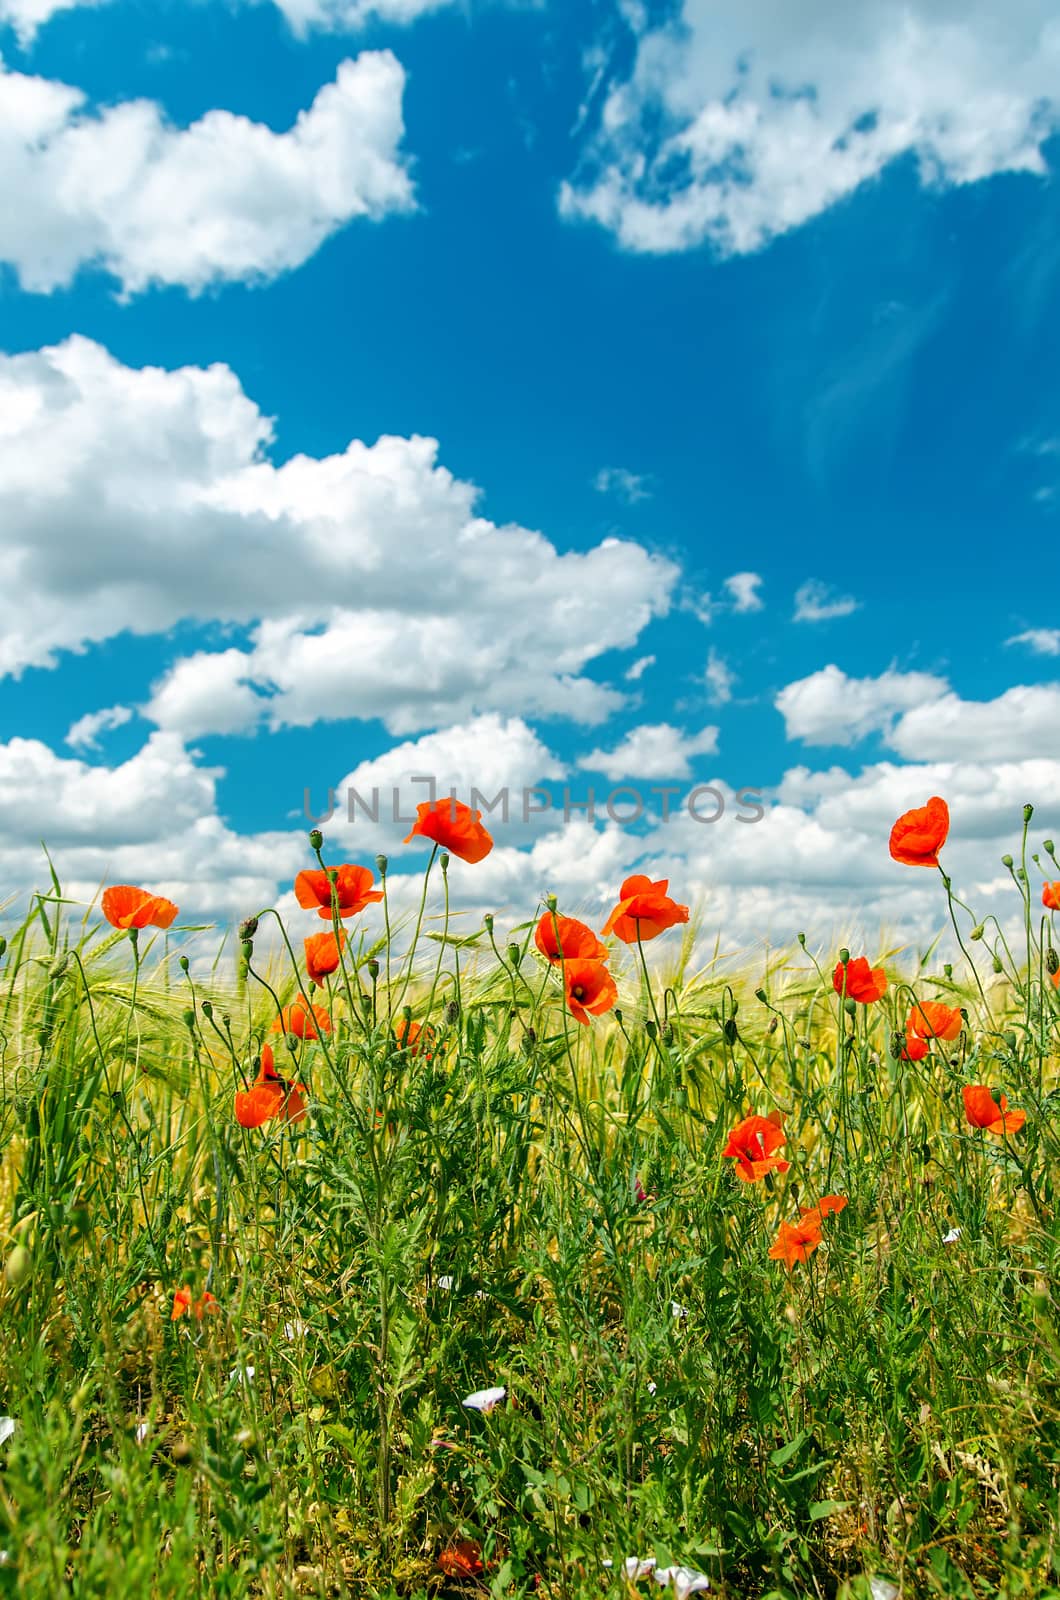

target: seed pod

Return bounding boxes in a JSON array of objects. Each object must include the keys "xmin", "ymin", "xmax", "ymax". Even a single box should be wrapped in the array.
[
  {"xmin": 1048, "ymin": 948, "xmax": 1059, "ymax": 976},
  {"xmin": 507, "ymin": 943, "xmax": 521, "ymax": 968},
  {"xmin": 239, "ymin": 916, "xmax": 259, "ymax": 941},
  {"xmin": 366, "ymin": 958, "xmax": 380, "ymax": 980},
  {"xmin": 308, "ymin": 829, "xmax": 323, "ymax": 851},
  {"xmin": 200, "ymin": 1000, "xmax": 213, "ymax": 1019},
  {"xmin": 375, "ymin": 853, "xmax": 388, "ymax": 877},
  {"xmin": 445, "ymin": 999, "xmax": 460, "ymax": 1026}
]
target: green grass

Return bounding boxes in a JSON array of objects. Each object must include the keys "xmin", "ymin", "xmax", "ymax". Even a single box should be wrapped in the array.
[{"xmin": 1, "ymin": 819, "xmax": 1059, "ymax": 1599}]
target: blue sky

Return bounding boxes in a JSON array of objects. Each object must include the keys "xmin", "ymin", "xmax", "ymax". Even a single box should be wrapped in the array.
[{"xmin": 1, "ymin": 0, "xmax": 1059, "ymax": 948}]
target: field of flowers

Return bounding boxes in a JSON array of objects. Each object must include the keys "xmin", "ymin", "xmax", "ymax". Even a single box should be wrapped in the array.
[{"xmin": 0, "ymin": 796, "xmax": 1057, "ymax": 1599}]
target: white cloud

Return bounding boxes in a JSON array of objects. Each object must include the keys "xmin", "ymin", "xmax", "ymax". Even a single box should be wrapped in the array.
[
  {"xmin": 577, "ymin": 722, "xmax": 719, "ymax": 781},
  {"xmin": 723, "ymin": 571, "xmax": 763, "ymax": 613},
  {"xmin": 778, "ymin": 666, "xmax": 1060, "ymax": 763},
  {"xmin": 777, "ymin": 665, "xmax": 950, "ymax": 747},
  {"xmin": 560, "ymin": 0, "xmax": 1060, "ymax": 255},
  {"xmin": 704, "ymin": 648, "xmax": 735, "ymax": 705},
  {"xmin": 793, "ymin": 580, "xmax": 860, "ymax": 623},
  {"xmin": 593, "ymin": 465, "xmax": 652, "ymax": 503},
  {"xmin": 0, "ymin": 0, "xmax": 455, "ymax": 44},
  {"xmin": 0, "ymin": 337, "xmax": 678, "ymax": 737},
  {"xmin": 1007, "ymin": 627, "xmax": 1060, "ymax": 655},
  {"xmin": 65, "ymin": 704, "xmax": 132, "ymax": 751},
  {"xmin": 625, "ymin": 654, "xmax": 655, "ymax": 681},
  {"xmin": 0, "ymin": 53, "xmax": 414, "ymax": 295}
]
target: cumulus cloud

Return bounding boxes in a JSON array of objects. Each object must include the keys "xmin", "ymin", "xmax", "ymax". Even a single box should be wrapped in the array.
[
  {"xmin": 0, "ymin": 53, "xmax": 414, "ymax": 295},
  {"xmin": 66, "ymin": 704, "xmax": 133, "ymax": 751},
  {"xmin": 594, "ymin": 465, "xmax": 652, "ymax": 503},
  {"xmin": 1007, "ymin": 627, "xmax": 1060, "ymax": 655},
  {"xmin": 560, "ymin": 0, "xmax": 1060, "ymax": 255},
  {"xmin": 777, "ymin": 665, "xmax": 950, "ymax": 747},
  {"xmin": 793, "ymin": 580, "xmax": 860, "ymax": 623},
  {"xmin": 0, "ymin": 337, "xmax": 677, "ymax": 736},
  {"xmin": 577, "ymin": 722, "xmax": 719, "ymax": 781},
  {"xmin": 0, "ymin": 0, "xmax": 455, "ymax": 44},
  {"xmin": 723, "ymin": 571, "xmax": 763, "ymax": 613},
  {"xmin": 777, "ymin": 666, "xmax": 1060, "ymax": 763},
  {"xmin": 704, "ymin": 648, "xmax": 735, "ymax": 705}
]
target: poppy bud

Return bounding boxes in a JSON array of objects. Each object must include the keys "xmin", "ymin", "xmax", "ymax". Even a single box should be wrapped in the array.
[
  {"xmin": 890, "ymin": 1031, "xmax": 904, "ymax": 1059},
  {"xmin": 1046, "ymin": 839, "xmax": 1055, "ymax": 854},
  {"xmin": 838, "ymin": 948, "xmax": 849, "ymax": 966},
  {"xmin": 239, "ymin": 916, "xmax": 258, "ymax": 941},
  {"xmin": 797, "ymin": 931, "xmax": 806, "ymax": 946},
  {"xmin": 1048, "ymin": 948, "xmax": 1059, "ymax": 975},
  {"xmin": 722, "ymin": 1017, "xmax": 738, "ymax": 1045},
  {"xmin": 285, "ymin": 1033, "xmax": 299, "ymax": 1053},
  {"xmin": 767, "ymin": 1016, "xmax": 778, "ymax": 1034},
  {"xmin": 375, "ymin": 854, "xmax": 388, "ymax": 878},
  {"xmin": 484, "ymin": 913, "xmax": 494, "ymax": 933},
  {"xmin": 943, "ymin": 963, "xmax": 952, "ymax": 980},
  {"xmin": 754, "ymin": 987, "xmax": 767, "ymax": 1003},
  {"xmin": 221, "ymin": 1013, "xmax": 231, "ymax": 1030},
  {"xmin": 993, "ymin": 956, "xmax": 1004, "ymax": 974},
  {"xmin": 546, "ymin": 894, "xmax": 557, "ymax": 912},
  {"xmin": 367, "ymin": 958, "xmax": 379, "ymax": 980},
  {"xmin": 201, "ymin": 1000, "xmax": 212, "ymax": 1018},
  {"xmin": 970, "ymin": 924, "xmax": 984, "ymax": 941},
  {"xmin": 1001, "ymin": 854, "xmax": 1013, "ymax": 869},
  {"xmin": 308, "ymin": 829, "xmax": 323, "ymax": 851},
  {"xmin": 445, "ymin": 999, "xmax": 460, "ymax": 1025},
  {"xmin": 440, "ymin": 851, "xmax": 450, "ymax": 873},
  {"xmin": 1024, "ymin": 804, "xmax": 1034, "ymax": 824},
  {"xmin": 645, "ymin": 1019, "xmax": 657, "ymax": 1039},
  {"xmin": 507, "ymin": 943, "xmax": 521, "ymax": 968},
  {"xmin": 662, "ymin": 1023, "xmax": 674, "ymax": 1047},
  {"xmin": 183, "ymin": 1009, "xmax": 196, "ymax": 1029},
  {"xmin": 844, "ymin": 998, "xmax": 857, "ymax": 1016},
  {"xmin": 613, "ymin": 1008, "xmax": 622, "ymax": 1024},
  {"xmin": 179, "ymin": 955, "xmax": 190, "ymax": 972},
  {"xmin": 241, "ymin": 941, "xmax": 253, "ymax": 962},
  {"xmin": 37, "ymin": 1026, "xmax": 49, "ymax": 1048}
]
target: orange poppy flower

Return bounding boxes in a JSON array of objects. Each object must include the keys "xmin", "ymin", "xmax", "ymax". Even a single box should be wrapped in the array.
[
  {"xmin": 294, "ymin": 864, "xmax": 383, "ymax": 920},
  {"xmin": 962, "ymin": 1084, "xmax": 1026, "ymax": 1136},
  {"xmin": 798, "ymin": 1193, "xmax": 848, "ymax": 1228},
  {"xmin": 235, "ymin": 1047, "xmax": 307, "ymax": 1128},
  {"xmin": 722, "ymin": 1112, "xmax": 790, "ymax": 1183},
  {"xmin": 1043, "ymin": 882, "xmax": 1060, "ymax": 911},
  {"xmin": 394, "ymin": 1019, "xmax": 435, "ymax": 1057},
  {"xmin": 403, "ymin": 799, "xmax": 493, "ymax": 863},
  {"xmin": 907, "ymin": 1000, "xmax": 963, "ymax": 1042},
  {"xmin": 270, "ymin": 1003, "xmax": 331, "ymax": 1040},
  {"xmin": 833, "ymin": 956, "xmax": 887, "ymax": 1004},
  {"xmin": 171, "ymin": 1286, "xmax": 219, "ymax": 1321},
  {"xmin": 600, "ymin": 875, "xmax": 690, "ymax": 944},
  {"xmin": 102, "ymin": 885, "xmax": 179, "ymax": 930},
  {"xmin": 901, "ymin": 1032, "xmax": 929, "ymax": 1062},
  {"xmin": 768, "ymin": 1216, "xmax": 822, "ymax": 1268},
  {"xmin": 437, "ymin": 1541, "xmax": 485, "ymax": 1578},
  {"xmin": 534, "ymin": 912, "xmax": 608, "ymax": 963},
  {"xmin": 563, "ymin": 958, "xmax": 618, "ymax": 1025},
  {"xmin": 304, "ymin": 930, "xmax": 346, "ymax": 986},
  {"xmin": 889, "ymin": 796, "xmax": 949, "ymax": 867}
]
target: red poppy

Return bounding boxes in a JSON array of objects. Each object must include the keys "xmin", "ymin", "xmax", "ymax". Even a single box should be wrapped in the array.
[
  {"xmin": 1043, "ymin": 882, "xmax": 1060, "ymax": 911},
  {"xmin": 962, "ymin": 1084, "xmax": 1026, "ymax": 1136},
  {"xmin": 235, "ymin": 1049, "xmax": 307, "ymax": 1128},
  {"xmin": 833, "ymin": 956, "xmax": 888, "ymax": 1004},
  {"xmin": 171, "ymin": 1285, "xmax": 219, "ymax": 1321},
  {"xmin": 534, "ymin": 912, "xmax": 608, "ymax": 964},
  {"xmin": 799, "ymin": 1193, "xmax": 848, "ymax": 1228},
  {"xmin": 304, "ymin": 930, "xmax": 346, "ymax": 987},
  {"xmin": 394, "ymin": 1018, "xmax": 435, "ymax": 1057},
  {"xmin": 722, "ymin": 1112, "xmax": 790, "ymax": 1183},
  {"xmin": 437, "ymin": 1541, "xmax": 485, "ymax": 1578},
  {"xmin": 404, "ymin": 799, "xmax": 493, "ymax": 863},
  {"xmin": 563, "ymin": 958, "xmax": 619, "ymax": 1025},
  {"xmin": 270, "ymin": 1003, "xmax": 331, "ymax": 1040},
  {"xmin": 907, "ymin": 1000, "xmax": 963, "ymax": 1043},
  {"xmin": 102, "ymin": 885, "xmax": 179, "ymax": 930},
  {"xmin": 600, "ymin": 875, "xmax": 690, "ymax": 944},
  {"xmin": 889, "ymin": 797, "xmax": 949, "ymax": 868},
  {"xmin": 294, "ymin": 864, "xmax": 383, "ymax": 920},
  {"xmin": 901, "ymin": 1032, "xmax": 929, "ymax": 1062},
  {"xmin": 768, "ymin": 1216, "xmax": 823, "ymax": 1268}
]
